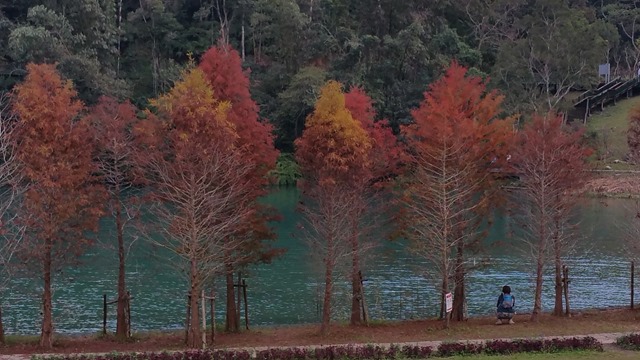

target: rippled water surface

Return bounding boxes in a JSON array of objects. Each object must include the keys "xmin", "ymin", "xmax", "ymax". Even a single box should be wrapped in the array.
[{"xmin": 1, "ymin": 189, "xmax": 636, "ymax": 334}]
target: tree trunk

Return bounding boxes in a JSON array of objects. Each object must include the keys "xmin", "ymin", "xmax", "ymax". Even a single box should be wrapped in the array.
[
  {"xmin": 320, "ymin": 262, "xmax": 333, "ymax": 334},
  {"xmin": 350, "ymin": 228, "xmax": 362, "ymax": 326},
  {"xmin": 552, "ymin": 218, "xmax": 563, "ymax": 316},
  {"xmin": 553, "ymin": 248, "xmax": 563, "ymax": 316},
  {"xmin": 186, "ymin": 261, "xmax": 201, "ymax": 348},
  {"xmin": 531, "ymin": 259, "xmax": 544, "ymax": 322},
  {"xmin": 40, "ymin": 238, "xmax": 53, "ymax": 349},
  {"xmin": 451, "ymin": 243, "xmax": 465, "ymax": 321},
  {"xmin": 115, "ymin": 198, "xmax": 129, "ymax": 339},
  {"xmin": 225, "ymin": 262, "xmax": 238, "ymax": 332}
]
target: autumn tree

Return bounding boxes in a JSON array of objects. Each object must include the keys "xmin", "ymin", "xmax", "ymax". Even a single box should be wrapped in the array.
[
  {"xmin": 343, "ymin": 86, "xmax": 403, "ymax": 325},
  {"xmin": 402, "ymin": 62, "xmax": 512, "ymax": 327},
  {"xmin": 140, "ymin": 67, "xmax": 254, "ymax": 348},
  {"xmin": 628, "ymin": 104, "xmax": 640, "ymax": 164},
  {"xmin": 511, "ymin": 113, "xmax": 591, "ymax": 321},
  {"xmin": 12, "ymin": 63, "xmax": 105, "ymax": 348},
  {"xmin": 199, "ymin": 44, "xmax": 279, "ymax": 332},
  {"xmin": 295, "ymin": 80, "xmax": 371, "ymax": 334},
  {"xmin": 89, "ymin": 96, "xmax": 140, "ymax": 340},
  {"xmin": 0, "ymin": 93, "xmax": 23, "ymax": 345}
]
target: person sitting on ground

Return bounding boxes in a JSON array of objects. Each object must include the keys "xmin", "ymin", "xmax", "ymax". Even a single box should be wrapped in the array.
[{"xmin": 496, "ymin": 285, "xmax": 515, "ymax": 325}]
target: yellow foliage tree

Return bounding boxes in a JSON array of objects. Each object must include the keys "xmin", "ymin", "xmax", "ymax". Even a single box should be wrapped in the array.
[
  {"xmin": 141, "ymin": 67, "xmax": 254, "ymax": 348},
  {"xmin": 295, "ymin": 80, "xmax": 372, "ymax": 334},
  {"xmin": 295, "ymin": 80, "xmax": 371, "ymax": 187}
]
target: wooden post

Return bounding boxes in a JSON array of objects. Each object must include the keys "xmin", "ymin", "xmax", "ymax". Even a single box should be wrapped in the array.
[
  {"xmin": 236, "ymin": 272, "xmax": 242, "ymax": 327},
  {"xmin": 242, "ymin": 279, "xmax": 249, "ymax": 330},
  {"xmin": 563, "ymin": 265, "xmax": 571, "ymax": 317},
  {"xmin": 126, "ymin": 291, "xmax": 131, "ymax": 338},
  {"xmin": 103, "ymin": 294, "xmax": 107, "ymax": 335},
  {"xmin": 210, "ymin": 288, "xmax": 215, "ymax": 345},
  {"xmin": 185, "ymin": 295, "xmax": 191, "ymax": 344},
  {"xmin": 201, "ymin": 290, "xmax": 206, "ymax": 349},
  {"xmin": 632, "ymin": 261, "xmax": 635, "ymax": 310}
]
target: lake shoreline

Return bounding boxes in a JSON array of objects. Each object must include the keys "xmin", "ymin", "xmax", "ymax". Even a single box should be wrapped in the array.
[{"xmin": 3, "ymin": 308, "xmax": 640, "ymax": 355}]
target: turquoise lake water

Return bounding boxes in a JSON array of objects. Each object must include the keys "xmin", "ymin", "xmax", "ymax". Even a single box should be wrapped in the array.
[{"xmin": 0, "ymin": 188, "xmax": 636, "ymax": 334}]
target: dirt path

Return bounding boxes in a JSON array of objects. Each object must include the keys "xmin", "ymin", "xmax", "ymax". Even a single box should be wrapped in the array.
[{"xmin": 0, "ymin": 331, "xmax": 631, "ymax": 360}]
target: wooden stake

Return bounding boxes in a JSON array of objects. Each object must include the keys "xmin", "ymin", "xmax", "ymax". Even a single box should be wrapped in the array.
[
  {"xmin": 236, "ymin": 272, "xmax": 242, "ymax": 327},
  {"xmin": 210, "ymin": 288, "xmax": 215, "ymax": 345},
  {"xmin": 201, "ymin": 290, "xmax": 206, "ymax": 349},
  {"xmin": 185, "ymin": 295, "xmax": 191, "ymax": 344},
  {"xmin": 242, "ymin": 279, "xmax": 249, "ymax": 330},
  {"xmin": 126, "ymin": 291, "xmax": 131, "ymax": 337},
  {"xmin": 632, "ymin": 261, "xmax": 635, "ymax": 310},
  {"xmin": 103, "ymin": 294, "xmax": 107, "ymax": 335}
]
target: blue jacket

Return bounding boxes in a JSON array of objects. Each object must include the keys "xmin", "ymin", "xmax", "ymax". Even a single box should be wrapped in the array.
[{"xmin": 497, "ymin": 293, "xmax": 515, "ymax": 313}]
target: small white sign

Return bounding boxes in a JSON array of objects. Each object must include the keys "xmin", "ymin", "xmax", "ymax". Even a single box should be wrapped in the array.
[{"xmin": 445, "ymin": 292, "xmax": 453, "ymax": 313}]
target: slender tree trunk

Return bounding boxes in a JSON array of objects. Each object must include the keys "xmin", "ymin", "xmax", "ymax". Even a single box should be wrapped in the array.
[
  {"xmin": 451, "ymin": 242, "xmax": 465, "ymax": 321},
  {"xmin": 40, "ymin": 238, "xmax": 53, "ymax": 349},
  {"xmin": 224, "ymin": 260, "xmax": 238, "ymax": 332},
  {"xmin": 186, "ymin": 260, "xmax": 201, "ymax": 348},
  {"xmin": 442, "ymin": 280, "xmax": 450, "ymax": 329},
  {"xmin": 531, "ymin": 259, "xmax": 544, "ymax": 322},
  {"xmin": 553, "ymin": 242, "xmax": 563, "ymax": 316},
  {"xmin": 350, "ymin": 227, "xmax": 362, "ymax": 325},
  {"xmin": 320, "ymin": 259, "xmax": 333, "ymax": 334},
  {"xmin": 553, "ymin": 216, "xmax": 563, "ymax": 316},
  {"xmin": 320, "ymin": 222, "xmax": 336, "ymax": 335},
  {"xmin": 115, "ymin": 198, "xmax": 129, "ymax": 339}
]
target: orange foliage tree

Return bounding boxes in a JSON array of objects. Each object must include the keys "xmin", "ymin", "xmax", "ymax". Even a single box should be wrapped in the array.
[
  {"xmin": 12, "ymin": 63, "xmax": 105, "ymax": 348},
  {"xmin": 199, "ymin": 44, "xmax": 280, "ymax": 332},
  {"xmin": 402, "ymin": 62, "xmax": 513, "ymax": 327},
  {"xmin": 295, "ymin": 80, "xmax": 372, "ymax": 334},
  {"xmin": 139, "ymin": 67, "xmax": 254, "ymax": 348},
  {"xmin": 343, "ymin": 86, "xmax": 404, "ymax": 325},
  {"xmin": 89, "ymin": 96, "xmax": 140, "ymax": 339},
  {"xmin": 511, "ymin": 113, "xmax": 591, "ymax": 321}
]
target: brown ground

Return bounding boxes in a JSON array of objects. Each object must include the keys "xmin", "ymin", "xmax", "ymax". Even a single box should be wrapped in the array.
[
  {"xmin": 3, "ymin": 308, "xmax": 640, "ymax": 355},
  {"xmin": 585, "ymin": 171, "xmax": 640, "ymax": 197}
]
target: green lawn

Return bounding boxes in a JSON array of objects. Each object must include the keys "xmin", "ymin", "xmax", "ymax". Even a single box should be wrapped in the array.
[
  {"xmin": 587, "ymin": 96, "xmax": 640, "ymax": 164},
  {"xmin": 445, "ymin": 349, "xmax": 636, "ymax": 359}
]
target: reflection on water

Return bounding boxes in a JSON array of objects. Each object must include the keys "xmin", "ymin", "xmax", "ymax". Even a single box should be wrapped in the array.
[{"xmin": 1, "ymin": 189, "xmax": 636, "ymax": 334}]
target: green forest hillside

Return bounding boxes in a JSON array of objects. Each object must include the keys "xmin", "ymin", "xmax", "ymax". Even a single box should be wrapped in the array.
[{"xmin": 0, "ymin": 0, "xmax": 638, "ymax": 151}]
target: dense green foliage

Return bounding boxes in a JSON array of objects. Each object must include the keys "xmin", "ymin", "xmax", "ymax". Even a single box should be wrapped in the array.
[{"xmin": 0, "ymin": 0, "xmax": 634, "ymax": 150}]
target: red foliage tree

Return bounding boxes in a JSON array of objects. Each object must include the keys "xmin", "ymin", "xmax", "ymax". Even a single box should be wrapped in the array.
[
  {"xmin": 402, "ymin": 62, "xmax": 513, "ymax": 327},
  {"xmin": 89, "ymin": 96, "xmax": 140, "ymax": 339},
  {"xmin": 345, "ymin": 86, "xmax": 404, "ymax": 183},
  {"xmin": 342, "ymin": 86, "xmax": 404, "ymax": 325},
  {"xmin": 512, "ymin": 113, "xmax": 591, "ymax": 321},
  {"xmin": 199, "ymin": 45, "xmax": 280, "ymax": 332},
  {"xmin": 12, "ymin": 63, "xmax": 105, "ymax": 348}
]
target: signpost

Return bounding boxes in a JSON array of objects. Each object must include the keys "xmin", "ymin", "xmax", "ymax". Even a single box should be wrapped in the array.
[
  {"xmin": 445, "ymin": 292, "xmax": 453, "ymax": 314},
  {"xmin": 598, "ymin": 63, "xmax": 611, "ymax": 84}
]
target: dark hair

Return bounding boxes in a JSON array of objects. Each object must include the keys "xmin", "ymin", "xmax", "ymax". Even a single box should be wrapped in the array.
[{"xmin": 502, "ymin": 285, "xmax": 511, "ymax": 294}]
